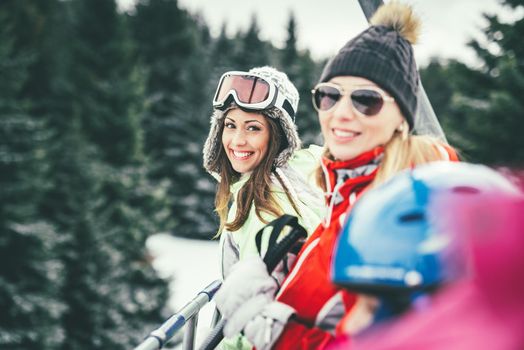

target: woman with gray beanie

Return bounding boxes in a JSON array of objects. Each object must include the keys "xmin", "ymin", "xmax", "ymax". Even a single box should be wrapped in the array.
[
  {"xmin": 203, "ymin": 66, "xmax": 324, "ymax": 349},
  {"xmin": 213, "ymin": 3, "xmax": 459, "ymax": 350}
]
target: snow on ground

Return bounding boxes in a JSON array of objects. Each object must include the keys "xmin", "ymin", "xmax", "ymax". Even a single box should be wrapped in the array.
[{"xmin": 146, "ymin": 233, "xmax": 221, "ymax": 348}]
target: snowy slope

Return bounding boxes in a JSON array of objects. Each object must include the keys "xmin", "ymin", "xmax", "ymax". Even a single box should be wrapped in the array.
[{"xmin": 146, "ymin": 233, "xmax": 221, "ymax": 348}]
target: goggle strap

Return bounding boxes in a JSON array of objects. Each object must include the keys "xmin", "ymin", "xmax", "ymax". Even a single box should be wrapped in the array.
[{"xmin": 282, "ymin": 99, "xmax": 295, "ymax": 119}]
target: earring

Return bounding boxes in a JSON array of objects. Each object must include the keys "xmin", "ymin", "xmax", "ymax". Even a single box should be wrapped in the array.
[{"xmin": 397, "ymin": 122, "xmax": 408, "ymax": 141}]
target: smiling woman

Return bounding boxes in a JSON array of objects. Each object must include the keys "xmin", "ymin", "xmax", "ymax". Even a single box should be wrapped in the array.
[
  {"xmin": 221, "ymin": 110, "xmax": 271, "ymax": 174},
  {"xmin": 202, "ymin": 66, "xmax": 325, "ymax": 349}
]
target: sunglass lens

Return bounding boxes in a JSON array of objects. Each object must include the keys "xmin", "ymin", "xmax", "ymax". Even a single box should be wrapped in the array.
[
  {"xmin": 314, "ymin": 86, "xmax": 341, "ymax": 111},
  {"xmin": 351, "ymin": 89, "xmax": 384, "ymax": 116}
]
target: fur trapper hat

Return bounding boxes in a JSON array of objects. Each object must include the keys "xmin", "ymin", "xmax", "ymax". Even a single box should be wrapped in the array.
[{"xmin": 203, "ymin": 66, "xmax": 301, "ymax": 175}]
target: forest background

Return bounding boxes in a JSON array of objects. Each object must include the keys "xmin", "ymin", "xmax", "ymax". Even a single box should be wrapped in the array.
[{"xmin": 1, "ymin": 0, "xmax": 523, "ymax": 348}]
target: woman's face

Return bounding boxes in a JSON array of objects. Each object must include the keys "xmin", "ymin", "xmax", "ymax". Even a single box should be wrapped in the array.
[
  {"xmin": 221, "ymin": 108, "xmax": 270, "ymax": 174},
  {"xmin": 318, "ymin": 76, "xmax": 404, "ymax": 161}
]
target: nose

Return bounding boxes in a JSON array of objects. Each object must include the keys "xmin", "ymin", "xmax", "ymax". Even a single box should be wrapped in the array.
[
  {"xmin": 332, "ymin": 95, "xmax": 356, "ymax": 121},
  {"xmin": 231, "ymin": 129, "xmax": 247, "ymax": 146}
]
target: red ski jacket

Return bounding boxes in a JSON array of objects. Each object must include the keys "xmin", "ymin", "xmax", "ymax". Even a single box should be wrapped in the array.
[{"xmin": 272, "ymin": 145, "xmax": 458, "ymax": 350}]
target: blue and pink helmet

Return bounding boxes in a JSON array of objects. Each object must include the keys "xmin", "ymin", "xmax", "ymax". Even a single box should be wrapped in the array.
[{"xmin": 331, "ymin": 161, "xmax": 519, "ymax": 297}]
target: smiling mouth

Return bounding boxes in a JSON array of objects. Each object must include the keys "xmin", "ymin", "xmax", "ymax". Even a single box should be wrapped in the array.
[
  {"xmin": 332, "ymin": 128, "xmax": 360, "ymax": 139},
  {"xmin": 231, "ymin": 150, "xmax": 254, "ymax": 160}
]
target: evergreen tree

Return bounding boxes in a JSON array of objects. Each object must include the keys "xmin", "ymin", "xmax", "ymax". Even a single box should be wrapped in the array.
[
  {"xmin": 419, "ymin": 59, "xmax": 454, "ymax": 123},
  {"xmin": 45, "ymin": 120, "xmax": 111, "ymax": 349},
  {"xmin": 131, "ymin": 0, "xmax": 201, "ymax": 168},
  {"xmin": 232, "ymin": 15, "xmax": 273, "ymax": 69},
  {"xmin": 210, "ymin": 23, "xmax": 236, "ymax": 76},
  {"xmin": 279, "ymin": 13, "xmax": 322, "ymax": 145},
  {"xmin": 131, "ymin": 0, "xmax": 217, "ymax": 238},
  {"xmin": 293, "ymin": 52, "xmax": 323, "ymax": 145},
  {"xmin": 421, "ymin": 58, "xmax": 491, "ymax": 149},
  {"xmin": 281, "ymin": 13, "xmax": 299, "ymax": 70},
  {"xmin": 173, "ymin": 21, "xmax": 218, "ymax": 238},
  {"xmin": 424, "ymin": 0, "xmax": 524, "ymax": 165},
  {"xmin": 462, "ymin": 0, "xmax": 524, "ymax": 165},
  {"xmin": 46, "ymin": 121, "xmax": 169, "ymax": 349},
  {"xmin": 71, "ymin": 0, "xmax": 143, "ymax": 166},
  {"xmin": 0, "ymin": 4, "xmax": 65, "ymax": 349},
  {"xmin": 54, "ymin": 0, "xmax": 171, "ymax": 348}
]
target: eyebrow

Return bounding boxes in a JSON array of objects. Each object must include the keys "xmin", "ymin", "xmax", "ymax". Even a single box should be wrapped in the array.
[
  {"xmin": 244, "ymin": 119, "xmax": 264, "ymax": 125},
  {"xmin": 225, "ymin": 117, "xmax": 264, "ymax": 125}
]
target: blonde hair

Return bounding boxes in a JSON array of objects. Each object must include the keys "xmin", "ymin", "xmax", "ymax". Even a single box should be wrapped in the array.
[{"xmin": 371, "ymin": 128, "xmax": 452, "ymax": 188}]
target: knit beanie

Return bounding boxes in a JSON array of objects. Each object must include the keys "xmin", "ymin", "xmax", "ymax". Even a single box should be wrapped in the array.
[
  {"xmin": 203, "ymin": 66, "xmax": 301, "ymax": 175},
  {"xmin": 319, "ymin": 2, "xmax": 421, "ymax": 129}
]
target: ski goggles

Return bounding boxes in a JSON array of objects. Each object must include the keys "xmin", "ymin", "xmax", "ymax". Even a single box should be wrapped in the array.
[
  {"xmin": 213, "ymin": 71, "xmax": 296, "ymax": 119},
  {"xmin": 311, "ymin": 82, "xmax": 395, "ymax": 116}
]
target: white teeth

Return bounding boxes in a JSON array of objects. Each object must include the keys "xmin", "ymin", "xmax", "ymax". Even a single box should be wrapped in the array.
[
  {"xmin": 333, "ymin": 129, "xmax": 357, "ymax": 138},
  {"xmin": 233, "ymin": 151, "xmax": 253, "ymax": 158}
]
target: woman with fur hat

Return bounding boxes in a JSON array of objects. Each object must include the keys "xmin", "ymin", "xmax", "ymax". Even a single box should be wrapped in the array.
[
  {"xmin": 213, "ymin": 3, "xmax": 459, "ymax": 350},
  {"xmin": 203, "ymin": 66, "xmax": 325, "ymax": 349}
]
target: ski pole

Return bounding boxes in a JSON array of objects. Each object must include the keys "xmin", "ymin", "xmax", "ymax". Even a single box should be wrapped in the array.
[
  {"xmin": 198, "ymin": 215, "xmax": 307, "ymax": 350},
  {"xmin": 134, "ymin": 279, "xmax": 222, "ymax": 350}
]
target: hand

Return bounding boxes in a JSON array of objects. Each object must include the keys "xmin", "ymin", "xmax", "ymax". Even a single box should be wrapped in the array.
[
  {"xmin": 243, "ymin": 301, "xmax": 295, "ymax": 350},
  {"xmin": 214, "ymin": 256, "xmax": 278, "ymax": 336}
]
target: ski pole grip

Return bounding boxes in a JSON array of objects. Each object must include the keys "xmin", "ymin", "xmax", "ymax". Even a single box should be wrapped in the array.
[
  {"xmin": 199, "ymin": 217, "xmax": 307, "ymax": 350},
  {"xmin": 262, "ymin": 226, "xmax": 307, "ymax": 272}
]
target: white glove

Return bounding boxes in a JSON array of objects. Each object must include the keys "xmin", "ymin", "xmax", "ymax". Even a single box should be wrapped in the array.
[
  {"xmin": 214, "ymin": 256, "xmax": 278, "ymax": 336},
  {"xmin": 243, "ymin": 301, "xmax": 296, "ymax": 350}
]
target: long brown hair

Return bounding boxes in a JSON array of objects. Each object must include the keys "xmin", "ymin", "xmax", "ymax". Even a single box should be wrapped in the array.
[
  {"xmin": 316, "ymin": 122, "xmax": 456, "ymax": 191},
  {"xmin": 210, "ymin": 112, "xmax": 299, "ymax": 234}
]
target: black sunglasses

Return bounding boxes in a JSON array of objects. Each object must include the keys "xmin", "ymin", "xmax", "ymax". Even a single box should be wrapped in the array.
[{"xmin": 311, "ymin": 83, "xmax": 395, "ymax": 116}]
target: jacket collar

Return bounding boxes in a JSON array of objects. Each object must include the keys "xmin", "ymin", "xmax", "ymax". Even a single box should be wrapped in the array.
[
  {"xmin": 321, "ymin": 147, "xmax": 384, "ymax": 193},
  {"xmin": 320, "ymin": 147, "xmax": 384, "ymax": 227},
  {"xmin": 230, "ymin": 172, "xmax": 252, "ymax": 194}
]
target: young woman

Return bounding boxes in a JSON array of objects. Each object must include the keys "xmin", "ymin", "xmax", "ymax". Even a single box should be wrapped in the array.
[
  {"xmin": 203, "ymin": 66, "xmax": 325, "ymax": 349},
  {"xmin": 214, "ymin": 3, "xmax": 459, "ymax": 350}
]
